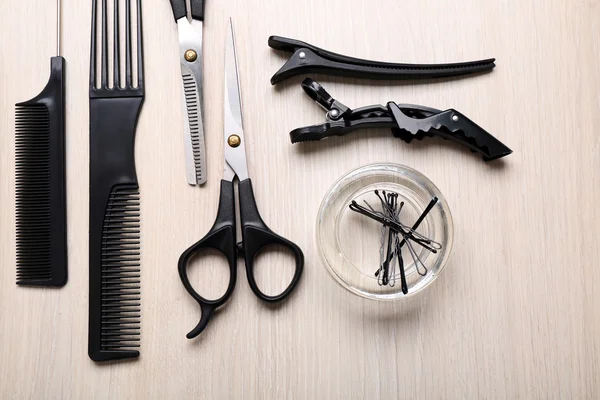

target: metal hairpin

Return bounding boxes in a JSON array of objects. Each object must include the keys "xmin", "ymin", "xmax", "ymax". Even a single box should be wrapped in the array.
[{"xmin": 350, "ymin": 191, "xmax": 441, "ymax": 294}]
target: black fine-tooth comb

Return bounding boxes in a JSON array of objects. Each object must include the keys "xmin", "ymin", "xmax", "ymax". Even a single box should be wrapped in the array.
[
  {"xmin": 15, "ymin": 0, "xmax": 67, "ymax": 287},
  {"xmin": 269, "ymin": 36, "xmax": 496, "ymax": 85},
  {"xmin": 291, "ymin": 79, "xmax": 512, "ymax": 161},
  {"xmin": 88, "ymin": 0, "xmax": 145, "ymax": 362}
]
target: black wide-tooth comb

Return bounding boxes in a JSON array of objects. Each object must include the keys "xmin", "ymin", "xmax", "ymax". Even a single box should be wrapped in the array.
[
  {"xmin": 15, "ymin": 0, "xmax": 67, "ymax": 287},
  {"xmin": 88, "ymin": 0, "xmax": 145, "ymax": 362}
]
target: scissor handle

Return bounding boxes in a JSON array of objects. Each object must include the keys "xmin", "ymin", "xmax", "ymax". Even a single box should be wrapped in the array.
[
  {"xmin": 169, "ymin": 0, "xmax": 204, "ymax": 21},
  {"xmin": 177, "ymin": 180, "xmax": 237, "ymax": 339},
  {"xmin": 238, "ymin": 179, "xmax": 304, "ymax": 302},
  {"xmin": 190, "ymin": 0, "xmax": 205, "ymax": 21},
  {"xmin": 169, "ymin": 0, "xmax": 187, "ymax": 20}
]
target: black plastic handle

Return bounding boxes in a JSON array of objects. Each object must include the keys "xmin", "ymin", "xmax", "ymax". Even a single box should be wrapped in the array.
[
  {"xmin": 169, "ymin": 0, "xmax": 186, "ymax": 20},
  {"xmin": 170, "ymin": 0, "xmax": 204, "ymax": 21},
  {"xmin": 301, "ymin": 78, "xmax": 334, "ymax": 108},
  {"xmin": 178, "ymin": 179, "xmax": 304, "ymax": 339},
  {"xmin": 178, "ymin": 180, "xmax": 237, "ymax": 339},
  {"xmin": 190, "ymin": 0, "xmax": 205, "ymax": 21},
  {"xmin": 388, "ymin": 103, "xmax": 513, "ymax": 161},
  {"xmin": 238, "ymin": 179, "xmax": 304, "ymax": 302}
]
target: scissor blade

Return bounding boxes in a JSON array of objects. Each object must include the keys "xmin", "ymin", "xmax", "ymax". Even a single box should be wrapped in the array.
[
  {"xmin": 178, "ymin": 18, "xmax": 207, "ymax": 185},
  {"xmin": 223, "ymin": 19, "xmax": 248, "ymax": 181},
  {"xmin": 224, "ymin": 21, "xmax": 243, "ymax": 132}
]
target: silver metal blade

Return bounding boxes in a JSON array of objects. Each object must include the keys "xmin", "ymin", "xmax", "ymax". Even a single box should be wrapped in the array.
[
  {"xmin": 223, "ymin": 19, "xmax": 248, "ymax": 181},
  {"xmin": 178, "ymin": 18, "xmax": 207, "ymax": 185}
]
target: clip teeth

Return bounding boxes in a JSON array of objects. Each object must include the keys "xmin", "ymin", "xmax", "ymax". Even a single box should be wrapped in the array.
[{"xmin": 290, "ymin": 126, "xmax": 329, "ymax": 143}]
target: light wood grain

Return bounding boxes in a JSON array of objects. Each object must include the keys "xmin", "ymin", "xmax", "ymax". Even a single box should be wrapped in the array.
[{"xmin": 1, "ymin": 0, "xmax": 600, "ymax": 398}]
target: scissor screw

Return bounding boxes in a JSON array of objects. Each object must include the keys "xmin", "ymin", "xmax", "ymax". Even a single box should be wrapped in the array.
[
  {"xmin": 228, "ymin": 135, "xmax": 241, "ymax": 148},
  {"xmin": 185, "ymin": 50, "xmax": 198, "ymax": 62},
  {"xmin": 299, "ymin": 51, "xmax": 306, "ymax": 60}
]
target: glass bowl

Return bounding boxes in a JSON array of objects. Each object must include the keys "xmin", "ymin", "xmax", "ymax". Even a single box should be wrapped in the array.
[{"xmin": 316, "ymin": 163, "xmax": 454, "ymax": 301}]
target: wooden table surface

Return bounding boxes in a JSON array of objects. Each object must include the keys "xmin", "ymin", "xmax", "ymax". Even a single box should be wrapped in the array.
[{"xmin": 1, "ymin": 0, "xmax": 599, "ymax": 398}]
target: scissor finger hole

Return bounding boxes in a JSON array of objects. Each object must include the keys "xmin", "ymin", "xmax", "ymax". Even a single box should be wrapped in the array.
[
  {"xmin": 252, "ymin": 244, "xmax": 298, "ymax": 297},
  {"xmin": 186, "ymin": 249, "xmax": 231, "ymax": 301}
]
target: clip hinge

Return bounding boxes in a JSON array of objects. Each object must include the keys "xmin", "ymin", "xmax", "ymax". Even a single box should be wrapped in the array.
[{"xmin": 301, "ymin": 78, "xmax": 351, "ymax": 121}]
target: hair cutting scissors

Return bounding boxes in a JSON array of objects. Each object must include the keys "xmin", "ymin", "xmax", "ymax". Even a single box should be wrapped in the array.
[
  {"xmin": 178, "ymin": 19, "xmax": 304, "ymax": 339},
  {"xmin": 169, "ymin": 0, "xmax": 207, "ymax": 185}
]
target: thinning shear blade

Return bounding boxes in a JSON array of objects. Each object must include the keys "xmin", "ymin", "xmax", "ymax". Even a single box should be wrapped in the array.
[{"xmin": 171, "ymin": 0, "xmax": 207, "ymax": 185}]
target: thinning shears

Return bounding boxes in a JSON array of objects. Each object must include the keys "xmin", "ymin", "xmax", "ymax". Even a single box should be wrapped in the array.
[
  {"xmin": 169, "ymin": 0, "xmax": 207, "ymax": 185},
  {"xmin": 178, "ymin": 20, "xmax": 305, "ymax": 339}
]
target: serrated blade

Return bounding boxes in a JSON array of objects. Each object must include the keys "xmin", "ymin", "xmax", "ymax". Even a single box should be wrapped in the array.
[
  {"xmin": 180, "ymin": 68, "xmax": 206, "ymax": 185},
  {"xmin": 178, "ymin": 18, "xmax": 206, "ymax": 186}
]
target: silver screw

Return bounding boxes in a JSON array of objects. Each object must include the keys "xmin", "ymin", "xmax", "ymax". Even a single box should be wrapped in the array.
[
  {"xmin": 330, "ymin": 109, "xmax": 340, "ymax": 118},
  {"xmin": 452, "ymin": 115, "xmax": 459, "ymax": 122},
  {"xmin": 299, "ymin": 51, "xmax": 306, "ymax": 60}
]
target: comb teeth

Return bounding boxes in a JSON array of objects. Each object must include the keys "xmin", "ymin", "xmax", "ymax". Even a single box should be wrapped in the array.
[
  {"xmin": 14, "ymin": 56, "xmax": 67, "ymax": 287},
  {"xmin": 90, "ymin": 0, "xmax": 144, "ymax": 93},
  {"xmin": 15, "ymin": 104, "xmax": 54, "ymax": 284},
  {"xmin": 100, "ymin": 187, "xmax": 141, "ymax": 351},
  {"xmin": 182, "ymin": 72, "xmax": 206, "ymax": 183}
]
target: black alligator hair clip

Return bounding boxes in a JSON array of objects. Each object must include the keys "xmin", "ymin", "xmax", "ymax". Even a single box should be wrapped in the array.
[
  {"xmin": 269, "ymin": 36, "xmax": 496, "ymax": 85},
  {"xmin": 291, "ymin": 79, "xmax": 513, "ymax": 161}
]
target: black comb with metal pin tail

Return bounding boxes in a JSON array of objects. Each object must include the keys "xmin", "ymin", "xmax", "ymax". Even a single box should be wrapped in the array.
[
  {"xmin": 88, "ymin": 0, "xmax": 145, "ymax": 362},
  {"xmin": 15, "ymin": 0, "xmax": 67, "ymax": 287}
]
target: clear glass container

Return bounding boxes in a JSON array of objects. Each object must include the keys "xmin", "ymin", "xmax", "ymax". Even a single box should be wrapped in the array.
[{"xmin": 316, "ymin": 164, "xmax": 454, "ymax": 301}]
